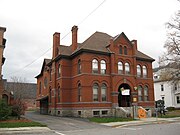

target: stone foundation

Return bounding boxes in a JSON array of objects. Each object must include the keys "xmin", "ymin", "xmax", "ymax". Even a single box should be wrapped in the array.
[{"xmin": 47, "ymin": 106, "xmax": 155, "ymax": 118}]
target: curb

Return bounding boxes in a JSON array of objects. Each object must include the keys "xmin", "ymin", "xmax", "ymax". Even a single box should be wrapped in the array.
[
  {"xmin": 0, "ymin": 127, "xmax": 51, "ymax": 134},
  {"xmin": 102, "ymin": 118, "xmax": 180, "ymax": 128}
]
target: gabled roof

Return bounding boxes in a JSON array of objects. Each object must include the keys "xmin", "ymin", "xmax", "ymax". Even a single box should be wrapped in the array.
[
  {"xmin": 35, "ymin": 59, "xmax": 51, "ymax": 78},
  {"xmin": 56, "ymin": 31, "xmax": 154, "ymax": 61},
  {"xmin": 113, "ymin": 32, "xmax": 132, "ymax": 45}
]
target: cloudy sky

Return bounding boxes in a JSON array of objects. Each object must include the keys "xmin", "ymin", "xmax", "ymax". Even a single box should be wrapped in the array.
[{"xmin": 0, "ymin": 0, "xmax": 179, "ymax": 83}]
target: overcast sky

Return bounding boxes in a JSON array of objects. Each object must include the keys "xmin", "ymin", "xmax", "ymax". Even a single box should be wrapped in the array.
[{"xmin": 0, "ymin": 0, "xmax": 179, "ymax": 83}]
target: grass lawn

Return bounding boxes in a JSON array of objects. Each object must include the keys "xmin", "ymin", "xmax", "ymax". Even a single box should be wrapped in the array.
[
  {"xmin": 158, "ymin": 110, "xmax": 180, "ymax": 118},
  {"xmin": 88, "ymin": 117, "xmax": 134, "ymax": 123},
  {"xmin": 0, "ymin": 117, "xmax": 46, "ymax": 128}
]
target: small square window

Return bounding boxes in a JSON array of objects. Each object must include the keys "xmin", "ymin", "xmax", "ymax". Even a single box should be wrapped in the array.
[
  {"xmin": 93, "ymin": 111, "xmax": 100, "ymax": 116},
  {"xmin": 78, "ymin": 111, "xmax": 82, "ymax": 116},
  {"xmin": 102, "ymin": 110, "xmax": 108, "ymax": 115},
  {"xmin": 58, "ymin": 111, "xmax": 60, "ymax": 115}
]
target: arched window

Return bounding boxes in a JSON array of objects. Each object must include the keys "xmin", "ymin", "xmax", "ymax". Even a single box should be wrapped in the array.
[
  {"xmin": 125, "ymin": 62, "xmax": 130, "ymax": 74},
  {"xmin": 44, "ymin": 77, "xmax": 48, "ymax": 89},
  {"xmin": 78, "ymin": 59, "xmax": 81, "ymax": 74},
  {"xmin": 92, "ymin": 59, "xmax": 98, "ymax": 73},
  {"xmin": 144, "ymin": 85, "xmax": 148, "ymax": 101},
  {"xmin": 57, "ymin": 64, "xmax": 61, "ymax": 78},
  {"xmin": 101, "ymin": 83, "xmax": 107, "ymax": 102},
  {"xmin": 138, "ymin": 86, "xmax": 143, "ymax": 101},
  {"xmin": 39, "ymin": 82, "xmax": 42, "ymax": 94},
  {"xmin": 124, "ymin": 46, "xmax": 127, "ymax": 55},
  {"xmin": 49, "ymin": 68, "xmax": 52, "ymax": 81},
  {"xmin": 49, "ymin": 88, "xmax": 52, "ymax": 103},
  {"xmin": 143, "ymin": 66, "xmax": 147, "ymax": 78},
  {"xmin": 137, "ymin": 65, "xmax": 142, "ymax": 77},
  {"xmin": 93, "ymin": 83, "xmax": 99, "ymax": 101},
  {"xmin": 100, "ymin": 60, "xmax": 106, "ymax": 74},
  {"xmin": 57, "ymin": 86, "xmax": 60, "ymax": 102},
  {"xmin": 119, "ymin": 46, "xmax": 122, "ymax": 54},
  {"xmin": 78, "ymin": 83, "xmax": 81, "ymax": 102},
  {"xmin": 118, "ymin": 61, "xmax": 123, "ymax": 74}
]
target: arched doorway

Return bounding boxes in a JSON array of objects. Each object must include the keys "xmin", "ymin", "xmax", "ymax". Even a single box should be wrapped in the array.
[
  {"xmin": 2, "ymin": 94, "xmax": 9, "ymax": 105},
  {"xmin": 118, "ymin": 83, "xmax": 131, "ymax": 107}
]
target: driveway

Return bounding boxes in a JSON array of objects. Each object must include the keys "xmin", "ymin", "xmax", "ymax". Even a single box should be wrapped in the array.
[{"xmin": 25, "ymin": 111, "xmax": 108, "ymax": 133}]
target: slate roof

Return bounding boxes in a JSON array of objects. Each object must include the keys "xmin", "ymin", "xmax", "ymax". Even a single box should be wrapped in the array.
[
  {"xmin": 58, "ymin": 31, "xmax": 154, "ymax": 61},
  {"xmin": 4, "ymin": 82, "xmax": 37, "ymax": 99}
]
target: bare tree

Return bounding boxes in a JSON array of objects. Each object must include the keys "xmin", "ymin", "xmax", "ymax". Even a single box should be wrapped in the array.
[
  {"xmin": 159, "ymin": 3, "xmax": 180, "ymax": 83},
  {"xmin": 9, "ymin": 76, "xmax": 28, "ymax": 119}
]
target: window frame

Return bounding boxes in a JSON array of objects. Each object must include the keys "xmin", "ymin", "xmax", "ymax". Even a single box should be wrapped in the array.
[
  {"xmin": 44, "ymin": 77, "xmax": 48, "ymax": 89},
  {"xmin": 125, "ymin": 62, "xmax": 130, "ymax": 74},
  {"xmin": 124, "ymin": 46, "xmax": 127, "ymax": 55},
  {"xmin": 137, "ymin": 65, "xmax": 142, "ymax": 77},
  {"xmin": 101, "ymin": 83, "xmax": 107, "ymax": 102},
  {"xmin": 143, "ymin": 66, "xmax": 147, "ymax": 78},
  {"xmin": 118, "ymin": 61, "xmax": 123, "ymax": 74},
  {"xmin": 57, "ymin": 86, "xmax": 60, "ymax": 103},
  {"xmin": 119, "ymin": 45, "xmax": 123, "ymax": 54},
  {"xmin": 93, "ymin": 83, "xmax": 99, "ymax": 102},
  {"xmin": 57, "ymin": 64, "xmax": 61, "ymax": 78},
  {"xmin": 92, "ymin": 59, "xmax": 98, "ymax": 74},
  {"xmin": 78, "ymin": 83, "xmax": 82, "ymax": 102},
  {"xmin": 138, "ymin": 86, "xmax": 143, "ymax": 101},
  {"xmin": 177, "ymin": 96, "xmax": 180, "ymax": 104},
  {"xmin": 144, "ymin": 85, "xmax": 149, "ymax": 101},
  {"xmin": 78, "ymin": 59, "xmax": 81, "ymax": 74},
  {"xmin": 39, "ymin": 82, "xmax": 42, "ymax": 94},
  {"xmin": 100, "ymin": 60, "xmax": 106, "ymax": 74}
]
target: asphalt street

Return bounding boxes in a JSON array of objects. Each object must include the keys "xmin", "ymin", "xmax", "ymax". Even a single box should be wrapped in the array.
[
  {"xmin": 2, "ymin": 111, "xmax": 179, "ymax": 135},
  {"xmin": 25, "ymin": 111, "xmax": 108, "ymax": 131}
]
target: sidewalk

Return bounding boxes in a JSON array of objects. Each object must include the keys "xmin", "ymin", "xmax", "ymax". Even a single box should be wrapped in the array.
[
  {"xmin": 101, "ymin": 117, "xmax": 180, "ymax": 127},
  {"xmin": 0, "ymin": 127, "xmax": 53, "ymax": 134}
]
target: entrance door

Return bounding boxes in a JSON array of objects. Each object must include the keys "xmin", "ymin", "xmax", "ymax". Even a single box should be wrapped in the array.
[
  {"xmin": 40, "ymin": 97, "xmax": 48, "ymax": 114},
  {"xmin": 118, "ymin": 84, "xmax": 131, "ymax": 107}
]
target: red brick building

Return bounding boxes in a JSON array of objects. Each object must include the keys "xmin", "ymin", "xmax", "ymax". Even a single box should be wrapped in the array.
[{"xmin": 36, "ymin": 26, "xmax": 155, "ymax": 117}]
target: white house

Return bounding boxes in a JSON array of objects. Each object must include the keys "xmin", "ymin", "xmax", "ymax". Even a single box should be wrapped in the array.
[{"xmin": 153, "ymin": 67, "xmax": 180, "ymax": 108}]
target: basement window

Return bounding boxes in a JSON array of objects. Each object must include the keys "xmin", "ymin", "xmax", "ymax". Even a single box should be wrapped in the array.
[
  {"xmin": 93, "ymin": 111, "xmax": 100, "ymax": 116},
  {"xmin": 78, "ymin": 111, "xmax": 82, "ymax": 116},
  {"xmin": 102, "ymin": 110, "xmax": 108, "ymax": 115},
  {"xmin": 58, "ymin": 111, "xmax": 60, "ymax": 115}
]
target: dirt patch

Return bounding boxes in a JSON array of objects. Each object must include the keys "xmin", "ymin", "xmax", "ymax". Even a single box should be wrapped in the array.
[{"xmin": 0, "ymin": 118, "xmax": 32, "ymax": 123}]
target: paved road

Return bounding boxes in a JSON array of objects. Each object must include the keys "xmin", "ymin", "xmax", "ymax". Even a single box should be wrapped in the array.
[
  {"xmin": 57, "ymin": 122, "xmax": 180, "ymax": 135},
  {"xmin": 25, "ymin": 111, "xmax": 108, "ymax": 132},
  {"xmin": 2, "ymin": 112, "xmax": 180, "ymax": 135}
]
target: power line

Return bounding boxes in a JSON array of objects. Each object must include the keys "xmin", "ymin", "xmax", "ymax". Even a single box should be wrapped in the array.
[{"xmin": 6, "ymin": 0, "xmax": 106, "ymax": 76}]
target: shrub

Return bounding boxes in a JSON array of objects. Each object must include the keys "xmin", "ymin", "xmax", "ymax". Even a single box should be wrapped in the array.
[
  {"xmin": 0, "ymin": 100, "xmax": 12, "ymax": 120},
  {"xmin": 166, "ymin": 107, "xmax": 175, "ymax": 111},
  {"xmin": 11, "ymin": 99, "xmax": 27, "ymax": 120}
]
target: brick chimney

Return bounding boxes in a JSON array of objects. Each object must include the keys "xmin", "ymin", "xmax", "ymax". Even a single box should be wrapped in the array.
[
  {"xmin": 0, "ymin": 27, "xmax": 6, "ymax": 46},
  {"xmin": 131, "ymin": 40, "xmax": 137, "ymax": 55},
  {"xmin": 71, "ymin": 25, "xmax": 78, "ymax": 52},
  {"xmin": 109, "ymin": 38, "xmax": 114, "ymax": 52},
  {"xmin": 53, "ymin": 32, "xmax": 60, "ymax": 59}
]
